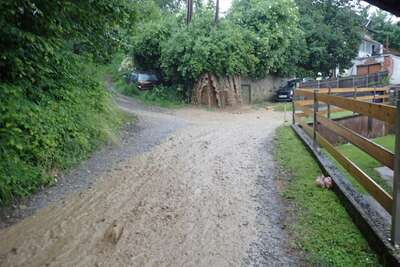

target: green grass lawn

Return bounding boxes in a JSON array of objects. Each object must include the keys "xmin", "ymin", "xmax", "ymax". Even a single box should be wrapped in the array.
[
  {"xmin": 336, "ymin": 135, "xmax": 395, "ymax": 194},
  {"xmin": 274, "ymin": 126, "xmax": 380, "ymax": 266}
]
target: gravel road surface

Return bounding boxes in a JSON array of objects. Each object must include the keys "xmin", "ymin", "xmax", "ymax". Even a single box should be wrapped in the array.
[{"xmin": 0, "ymin": 93, "xmax": 300, "ymax": 266}]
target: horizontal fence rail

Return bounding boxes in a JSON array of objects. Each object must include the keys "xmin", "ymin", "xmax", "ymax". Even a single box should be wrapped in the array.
[
  {"xmin": 292, "ymin": 85, "xmax": 400, "ymax": 245},
  {"xmin": 299, "ymin": 71, "xmax": 389, "ymax": 89}
]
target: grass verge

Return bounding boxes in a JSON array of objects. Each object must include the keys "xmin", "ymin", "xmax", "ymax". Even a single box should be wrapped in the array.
[{"xmin": 274, "ymin": 126, "xmax": 380, "ymax": 266}]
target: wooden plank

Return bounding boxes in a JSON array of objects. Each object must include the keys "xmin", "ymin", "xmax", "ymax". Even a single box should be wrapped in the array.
[
  {"xmin": 356, "ymin": 95, "xmax": 389, "ymax": 101},
  {"xmin": 316, "ymin": 114, "xmax": 394, "ymax": 169},
  {"xmin": 334, "ymin": 87, "xmax": 388, "ymax": 93},
  {"xmin": 295, "ymin": 89, "xmax": 314, "ymax": 97},
  {"xmin": 317, "ymin": 93, "xmax": 396, "ymax": 124},
  {"xmin": 301, "ymin": 87, "xmax": 388, "ymax": 93},
  {"xmin": 316, "ymin": 130, "xmax": 393, "ymax": 214}
]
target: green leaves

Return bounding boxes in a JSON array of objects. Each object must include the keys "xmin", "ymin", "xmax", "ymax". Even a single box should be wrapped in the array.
[
  {"xmin": 295, "ymin": 0, "xmax": 363, "ymax": 75},
  {"xmin": 369, "ymin": 10, "xmax": 400, "ymax": 50},
  {"xmin": 132, "ymin": 0, "xmax": 303, "ymax": 86},
  {"xmin": 0, "ymin": 0, "xmax": 131, "ymax": 204}
]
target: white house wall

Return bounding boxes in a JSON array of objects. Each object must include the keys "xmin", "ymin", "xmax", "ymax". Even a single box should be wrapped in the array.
[
  {"xmin": 392, "ymin": 56, "xmax": 400, "ymax": 85},
  {"xmin": 358, "ymin": 39, "xmax": 383, "ymax": 58}
]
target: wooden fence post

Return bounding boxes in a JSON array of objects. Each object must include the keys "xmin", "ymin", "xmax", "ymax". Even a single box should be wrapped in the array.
[
  {"xmin": 392, "ymin": 91, "xmax": 400, "ymax": 247},
  {"xmin": 353, "ymin": 87, "xmax": 358, "ymax": 115},
  {"xmin": 292, "ymin": 89, "xmax": 296, "ymax": 125},
  {"xmin": 313, "ymin": 89, "xmax": 319, "ymax": 150},
  {"xmin": 327, "ymin": 87, "xmax": 331, "ymax": 119}
]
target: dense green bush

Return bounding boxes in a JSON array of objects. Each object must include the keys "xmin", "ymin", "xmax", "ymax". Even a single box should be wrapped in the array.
[
  {"xmin": 161, "ymin": 11, "xmax": 258, "ymax": 84},
  {"xmin": 0, "ymin": 1, "xmax": 133, "ymax": 204},
  {"xmin": 0, "ymin": 60, "xmax": 125, "ymax": 204},
  {"xmin": 114, "ymin": 74, "xmax": 185, "ymax": 107},
  {"xmin": 229, "ymin": 0, "xmax": 305, "ymax": 77},
  {"xmin": 132, "ymin": 17, "xmax": 179, "ymax": 74},
  {"xmin": 142, "ymin": 85, "xmax": 186, "ymax": 106}
]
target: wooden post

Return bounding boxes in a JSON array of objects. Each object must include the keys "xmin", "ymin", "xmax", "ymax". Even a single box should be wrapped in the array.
[
  {"xmin": 327, "ymin": 87, "xmax": 331, "ymax": 119},
  {"xmin": 367, "ymin": 87, "xmax": 376, "ymax": 138},
  {"xmin": 392, "ymin": 91, "xmax": 400, "ymax": 247},
  {"xmin": 313, "ymin": 89, "xmax": 319, "ymax": 150},
  {"xmin": 337, "ymin": 76, "xmax": 339, "ymax": 89},
  {"xmin": 353, "ymin": 87, "xmax": 357, "ymax": 115},
  {"xmin": 292, "ymin": 85, "xmax": 296, "ymax": 125}
]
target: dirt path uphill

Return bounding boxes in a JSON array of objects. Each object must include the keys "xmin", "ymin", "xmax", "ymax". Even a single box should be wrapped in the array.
[{"xmin": 0, "ymin": 95, "xmax": 299, "ymax": 266}]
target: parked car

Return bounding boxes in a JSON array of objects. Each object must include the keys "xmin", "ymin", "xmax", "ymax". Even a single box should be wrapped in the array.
[
  {"xmin": 274, "ymin": 79, "xmax": 301, "ymax": 102},
  {"xmin": 125, "ymin": 71, "xmax": 161, "ymax": 90}
]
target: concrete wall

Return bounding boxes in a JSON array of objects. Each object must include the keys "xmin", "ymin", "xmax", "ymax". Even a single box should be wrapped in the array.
[{"xmin": 241, "ymin": 75, "xmax": 286, "ymax": 104}]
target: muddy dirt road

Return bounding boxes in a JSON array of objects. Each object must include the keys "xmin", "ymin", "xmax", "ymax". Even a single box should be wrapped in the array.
[{"xmin": 0, "ymin": 94, "xmax": 299, "ymax": 266}]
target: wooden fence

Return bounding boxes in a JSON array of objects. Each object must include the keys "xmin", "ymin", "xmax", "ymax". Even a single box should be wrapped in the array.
[{"xmin": 292, "ymin": 86, "xmax": 400, "ymax": 246}]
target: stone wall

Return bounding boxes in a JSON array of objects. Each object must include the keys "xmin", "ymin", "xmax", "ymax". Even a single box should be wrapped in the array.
[{"xmin": 240, "ymin": 75, "xmax": 286, "ymax": 104}]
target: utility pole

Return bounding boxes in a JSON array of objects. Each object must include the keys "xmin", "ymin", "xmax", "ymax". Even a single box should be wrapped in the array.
[
  {"xmin": 214, "ymin": 0, "xmax": 219, "ymax": 23},
  {"xmin": 187, "ymin": 0, "xmax": 193, "ymax": 25}
]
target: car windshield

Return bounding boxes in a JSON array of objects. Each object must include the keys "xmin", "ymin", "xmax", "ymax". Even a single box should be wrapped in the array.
[{"xmin": 138, "ymin": 73, "xmax": 157, "ymax": 81}]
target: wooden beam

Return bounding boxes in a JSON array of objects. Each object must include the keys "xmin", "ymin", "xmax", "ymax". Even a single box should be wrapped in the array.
[
  {"xmin": 316, "ymin": 114, "xmax": 394, "ymax": 169},
  {"xmin": 295, "ymin": 89, "xmax": 314, "ymax": 97},
  {"xmin": 356, "ymin": 95, "xmax": 389, "ymax": 101},
  {"xmin": 317, "ymin": 94, "xmax": 396, "ymax": 125},
  {"xmin": 301, "ymin": 87, "xmax": 388, "ymax": 94}
]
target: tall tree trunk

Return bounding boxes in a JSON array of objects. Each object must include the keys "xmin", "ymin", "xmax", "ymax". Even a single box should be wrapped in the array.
[
  {"xmin": 214, "ymin": 0, "xmax": 219, "ymax": 23},
  {"xmin": 187, "ymin": 0, "xmax": 193, "ymax": 25},
  {"xmin": 192, "ymin": 73, "xmax": 242, "ymax": 108}
]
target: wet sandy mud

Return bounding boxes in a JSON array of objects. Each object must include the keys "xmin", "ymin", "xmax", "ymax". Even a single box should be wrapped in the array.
[{"xmin": 0, "ymin": 94, "xmax": 299, "ymax": 266}]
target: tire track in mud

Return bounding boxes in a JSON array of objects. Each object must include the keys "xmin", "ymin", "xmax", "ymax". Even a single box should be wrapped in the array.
[{"xmin": 0, "ymin": 98, "xmax": 300, "ymax": 266}]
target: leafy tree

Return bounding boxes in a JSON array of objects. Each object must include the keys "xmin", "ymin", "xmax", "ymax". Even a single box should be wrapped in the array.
[
  {"xmin": 295, "ymin": 0, "xmax": 364, "ymax": 76},
  {"xmin": 133, "ymin": 0, "xmax": 305, "ymax": 84},
  {"xmin": 0, "ymin": 0, "xmax": 134, "ymax": 85},
  {"xmin": 369, "ymin": 11, "xmax": 400, "ymax": 50},
  {"xmin": 160, "ymin": 9, "xmax": 257, "ymax": 84},
  {"xmin": 229, "ymin": 0, "xmax": 305, "ymax": 77},
  {"xmin": 132, "ymin": 17, "xmax": 179, "ymax": 74}
]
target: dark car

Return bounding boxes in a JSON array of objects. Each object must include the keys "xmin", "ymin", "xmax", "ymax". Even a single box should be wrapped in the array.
[
  {"xmin": 274, "ymin": 79, "xmax": 300, "ymax": 102},
  {"xmin": 126, "ymin": 71, "xmax": 160, "ymax": 90}
]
